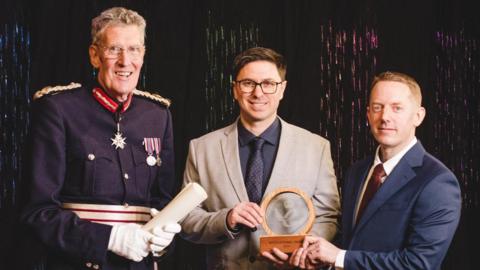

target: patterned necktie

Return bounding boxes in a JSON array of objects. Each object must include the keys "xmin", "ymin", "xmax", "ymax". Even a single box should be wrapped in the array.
[
  {"xmin": 356, "ymin": 163, "xmax": 386, "ymax": 223},
  {"xmin": 245, "ymin": 137, "xmax": 265, "ymax": 204}
]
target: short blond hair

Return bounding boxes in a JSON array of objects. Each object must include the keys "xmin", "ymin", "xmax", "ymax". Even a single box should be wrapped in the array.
[
  {"xmin": 370, "ymin": 71, "xmax": 422, "ymax": 106},
  {"xmin": 91, "ymin": 7, "xmax": 146, "ymax": 45}
]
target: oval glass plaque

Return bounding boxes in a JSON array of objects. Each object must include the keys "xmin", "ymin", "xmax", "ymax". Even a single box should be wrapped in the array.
[{"xmin": 259, "ymin": 187, "xmax": 314, "ymax": 253}]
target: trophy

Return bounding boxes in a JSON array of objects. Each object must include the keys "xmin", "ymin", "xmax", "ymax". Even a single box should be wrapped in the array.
[{"xmin": 259, "ymin": 187, "xmax": 315, "ymax": 253}]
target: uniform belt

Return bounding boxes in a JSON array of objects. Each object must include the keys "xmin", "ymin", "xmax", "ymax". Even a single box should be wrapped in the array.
[{"xmin": 62, "ymin": 203, "xmax": 152, "ymax": 226}]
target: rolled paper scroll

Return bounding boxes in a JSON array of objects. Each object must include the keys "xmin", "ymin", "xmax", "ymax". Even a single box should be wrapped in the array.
[{"xmin": 143, "ymin": 182, "xmax": 208, "ymax": 231}]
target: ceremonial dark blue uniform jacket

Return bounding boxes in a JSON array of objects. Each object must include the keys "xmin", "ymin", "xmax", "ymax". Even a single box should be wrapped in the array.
[{"xmin": 21, "ymin": 84, "xmax": 175, "ymax": 270}]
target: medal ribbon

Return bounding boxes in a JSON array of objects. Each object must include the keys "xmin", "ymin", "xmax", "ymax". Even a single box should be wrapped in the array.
[
  {"xmin": 154, "ymin": 138, "xmax": 161, "ymax": 158},
  {"xmin": 144, "ymin": 138, "xmax": 154, "ymax": 155}
]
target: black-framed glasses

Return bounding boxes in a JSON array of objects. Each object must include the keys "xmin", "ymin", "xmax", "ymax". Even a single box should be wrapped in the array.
[
  {"xmin": 95, "ymin": 44, "xmax": 145, "ymax": 59},
  {"xmin": 234, "ymin": 79, "xmax": 284, "ymax": 94}
]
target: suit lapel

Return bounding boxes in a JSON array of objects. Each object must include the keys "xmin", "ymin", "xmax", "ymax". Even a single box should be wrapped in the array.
[
  {"xmin": 352, "ymin": 142, "xmax": 425, "ymax": 237},
  {"xmin": 221, "ymin": 121, "xmax": 250, "ymax": 202},
  {"xmin": 264, "ymin": 119, "xmax": 295, "ymax": 195}
]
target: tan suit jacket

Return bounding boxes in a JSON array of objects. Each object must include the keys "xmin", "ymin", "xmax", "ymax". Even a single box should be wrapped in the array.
[{"xmin": 181, "ymin": 118, "xmax": 340, "ymax": 269}]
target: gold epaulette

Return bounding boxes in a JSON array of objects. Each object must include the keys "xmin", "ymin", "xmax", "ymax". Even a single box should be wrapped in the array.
[
  {"xmin": 133, "ymin": 89, "xmax": 171, "ymax": 107},
  {"xmin": 33, "ymin": 82, "xmax": 82, "ymax": 100}
]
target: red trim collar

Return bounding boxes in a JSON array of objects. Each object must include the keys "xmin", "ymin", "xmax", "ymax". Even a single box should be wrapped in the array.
[{"xmin": 92, "ymin": 88, "xmax": 132, "ymax": 113}]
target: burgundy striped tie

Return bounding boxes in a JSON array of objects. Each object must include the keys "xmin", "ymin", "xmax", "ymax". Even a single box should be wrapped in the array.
[{"xmin": 356, "ymin": 163, "xmax": 386, "ymax": 223}]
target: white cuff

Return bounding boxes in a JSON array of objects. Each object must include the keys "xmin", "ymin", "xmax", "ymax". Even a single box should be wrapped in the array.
[
  {"xmin": 107, "ymin": 224, "xmax": 119, "ymax": 251},
  {"xmin": 335, "ymin": 249, "xmax": 346, "ymax": 269}
]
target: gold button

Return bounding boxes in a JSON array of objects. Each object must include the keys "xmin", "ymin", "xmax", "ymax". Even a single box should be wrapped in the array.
[
  {"xmin": 87, "ymin": 154, "xmax": 95, "ymax": 161},
  {"xmin": 86, "ymin": 262, "xmax": 92, "ymax": 268},
  {"xmin": 124, "ymin": 173, "xmax": 129, "ymax": 180}
]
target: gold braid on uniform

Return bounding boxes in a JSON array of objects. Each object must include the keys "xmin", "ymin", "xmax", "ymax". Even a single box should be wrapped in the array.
[
  {"xmin": 33, "ymin": 82, "xmax": 82, "ymax": 100},
  {"xmin": 133, "ymin": 89, "xmax": 171, "ymax": 107}
]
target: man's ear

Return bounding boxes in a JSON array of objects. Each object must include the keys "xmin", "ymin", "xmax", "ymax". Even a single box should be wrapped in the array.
[
  {"xmin": 232, "ymin": 82, "xmax": 239, "ymax": 101},
  {"xmin": 366, "ymin": 106, "xmax": 371, "ymax": 125},
  {"xmin": 414, "ymin": 106, "xmax": 426, "ymax": 127},
  {"xmin": 89, "ymin": 45, "xmax": 101, "ymax": 69},
  {"xmin": 278, "ymin": 80, "xmax": 287, "ymax": 100}
]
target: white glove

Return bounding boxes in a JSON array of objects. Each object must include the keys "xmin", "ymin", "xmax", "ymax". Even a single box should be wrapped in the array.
[
  {"xmin": 149, "ymin": 208, "xmax": 182, "ymax": 256},
  {"xmin": 108, "ymin": 223, "xmax": 152, "ymax": 262}
]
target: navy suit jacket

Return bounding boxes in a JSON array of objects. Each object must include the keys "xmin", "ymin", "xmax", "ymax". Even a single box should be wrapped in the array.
[{"xmin": 341, "ymin": 142, "xmax": 461, "ymax": 270}]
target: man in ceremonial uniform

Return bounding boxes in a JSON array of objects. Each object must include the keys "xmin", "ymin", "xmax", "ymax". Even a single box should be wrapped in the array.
[{"xmin": 21, "ymin": 7, "xmax": 180, "ymax": 270}]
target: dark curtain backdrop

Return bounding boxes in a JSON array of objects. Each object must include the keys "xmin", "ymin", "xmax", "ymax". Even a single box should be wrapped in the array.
[{"xmin": 1, "ymin": 0, "xmax": 478, "ymax": 269}]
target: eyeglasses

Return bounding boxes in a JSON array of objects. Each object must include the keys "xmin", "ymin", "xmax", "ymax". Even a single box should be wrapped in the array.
[
  {"xmin": 96, "ymin": 44, "xmax": 145, "ymax": 59},
  {"xmin": 234, "ymin": 79, "xmax": 284, "ymax": 94}
]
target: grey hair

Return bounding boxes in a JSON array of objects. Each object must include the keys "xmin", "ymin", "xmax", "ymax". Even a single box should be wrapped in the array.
[{"xmin": 91, "ymin": 7, "xmax": 146, "ymax": 45}]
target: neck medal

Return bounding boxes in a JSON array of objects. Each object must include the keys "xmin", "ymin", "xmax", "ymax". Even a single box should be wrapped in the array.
[
  {"xmin": 111, "ymin": 122, "xmax": 126, "ymax": 149},
  {"xmin": 92, "ymin": 88, "xmax": 131, "ymax": 150}
]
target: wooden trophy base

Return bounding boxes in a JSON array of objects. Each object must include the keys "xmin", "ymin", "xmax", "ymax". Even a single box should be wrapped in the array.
[{"xmin": 259, "ymin": 234, "xmax": 306, "ymax": 254}]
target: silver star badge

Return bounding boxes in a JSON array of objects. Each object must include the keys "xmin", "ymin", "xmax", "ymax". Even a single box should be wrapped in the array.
[{"xmin": 111, "ymin": 132, "xmax": 127, "ymax": 149}]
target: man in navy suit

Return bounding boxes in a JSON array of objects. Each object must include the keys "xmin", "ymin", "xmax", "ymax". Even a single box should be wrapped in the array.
[{"xmin": 289, "ymin": 71, "xmax": 461, "ymax": 270}]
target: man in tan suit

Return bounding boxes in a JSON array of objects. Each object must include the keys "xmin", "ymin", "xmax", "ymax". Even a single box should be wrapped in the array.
[{"xmin": 180, "ymin": 47, "xmax": 340, "ymax": 269}]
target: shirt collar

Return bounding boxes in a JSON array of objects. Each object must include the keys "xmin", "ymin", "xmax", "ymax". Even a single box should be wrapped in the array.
[
  {"xmin": 373, "ymin": 137, "xmax": 418, "ymax": 176},
  {"xmin": 238, "ymin": 118, "xmax": 281, "ymax": 146}
]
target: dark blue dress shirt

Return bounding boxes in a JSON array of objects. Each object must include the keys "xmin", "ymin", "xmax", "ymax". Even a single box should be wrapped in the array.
[{"xmin": 238, "ymin": 118, "xmax": 281, "ymax": 196}]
